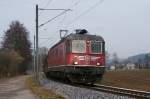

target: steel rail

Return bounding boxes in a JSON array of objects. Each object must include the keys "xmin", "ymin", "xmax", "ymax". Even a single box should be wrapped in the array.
[
  {"xmin": 88, "ymin": 84, "xmax": 150, "ymax": 99},
  {"xmin": 45, "ymin": 76, "xmax": 150, "ymax": 98}
]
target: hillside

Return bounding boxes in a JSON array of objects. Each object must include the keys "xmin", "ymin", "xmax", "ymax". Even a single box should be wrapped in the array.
[{"xmin": 128, "ymin": 53, "xmax": 150, "ymax": 63}]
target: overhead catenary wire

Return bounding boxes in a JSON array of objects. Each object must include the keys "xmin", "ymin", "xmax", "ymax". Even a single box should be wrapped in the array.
[
  {"xmin": 65, "ymin": 0, "xmax": 104, "ymax": 28},
  {"xmin": 43, "ymin": 0, "xmax": 53, "ymax": 9},
  {"xmin": 39, "ymin": 8, "xmax": 70, "ymax": 11},
  {"xmin": 39, "ymin": 37, "xmax": 55, "ymax": 45},
  {"xmin": 37, "ymin": 1, "xmax": 72, "ymax": 50},
  {"xmin": 39, "ymin": 0, "xmax": 53, "ymax": 15},
  {"xmin": 58, "ymin": 0, "xmax": 83, "ymax": 29},
  {"xmin": 39, "ymin": 38, "xmax": 56, "ymax": 48},
  {"xmin": 69, "ymin": 0, "xmax": 82, "ymax": 9},
  {"xmin": 68, "ymin": 0, "xmax": 104, "ymax": 26},
  {"xmin": 39, "ymin": 0, "xmax": 101, "ymax": 29},
  {"xmin": 39, "ymin": 0, "xmax": 82, "ymax": 30},
  {"xmin": 39, "ymin": 9, "xmax": 71, "ymax": 27},
  {"xmin": 47, "ymin": 39, "xmax": 57, "ymax": 48}
]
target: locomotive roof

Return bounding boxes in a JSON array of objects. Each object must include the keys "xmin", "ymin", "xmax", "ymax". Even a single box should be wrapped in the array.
[
  {"xmin": 50, "ymin": 33, "xmax": 104, "ymax": 50},
  {"xmin": 65, "ymin": 33, "xmax": 104, "ymax": 41}
]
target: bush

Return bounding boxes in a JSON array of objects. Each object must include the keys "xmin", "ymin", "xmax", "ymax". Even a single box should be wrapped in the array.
[{"xmin": 0, "ymin": 50, "xmax": 24, "ymax": 78}]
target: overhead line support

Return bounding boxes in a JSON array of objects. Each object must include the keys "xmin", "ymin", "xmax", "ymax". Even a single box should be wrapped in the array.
[
  {"xmin": 39, "ymin": 8, "xmax": 71, "ymax": 11},
  {"xmin": 35, "ymin": 4, "xmax": 39, "ymax": 82},
  {"xmin": 35, "ymin": 4, "xmax": 72, "ymax": 83},
  {"xmin": 39, "ymin": 9, "xmax": 72, "ymax": 27}
]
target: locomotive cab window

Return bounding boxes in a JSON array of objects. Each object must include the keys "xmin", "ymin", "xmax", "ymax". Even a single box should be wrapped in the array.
[
  {"xmin": 72, "ymin": 40, "xmax": 86, "ymax": 53},
  {"xmin": 91, "ymin": 41, "xmax": 102, "ymax": 53}
]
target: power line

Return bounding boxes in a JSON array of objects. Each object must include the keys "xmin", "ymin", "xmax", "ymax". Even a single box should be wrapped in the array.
[
  {"xmin": 65, "ymin": 0, "xmax": 104, "ymax": 28},
  {"xmin": 58, "ymin": 0, "xmax": 82, "ymax": 28},
  {"xmin": 39, "ymin": 8, "xmax": 69, "ymax": 11},
  {"xmin": 39, "ymin": 39, "xmax": 51, "ymax": 45},
  {"xmin": 69, "ymin": 0, "xmax": 104, "ymax": 26},
  {"xmin": 39, "ymin": 0, "xmax": 53, "ymax": 15},
  {"xmin": 47, "ymin": 39, "xmax": 57, "ymax": 48},
  {"xmin": 43, "ymin": 0, "xmax": 53, "ymax": 8},
  {"xmin": 39, "ymin": 0, "xmax": 81, "ymax": 29},
  {"xmin": 39, "ymin": 9, "xmax": 71, "ymax": 27},
  {"xmin": 39, "ymin": 37, "xmax": 55, "ymax": 45},
  {"xmin": 69, "ymin": 0, "xmax": 81, "ymax": 9}
]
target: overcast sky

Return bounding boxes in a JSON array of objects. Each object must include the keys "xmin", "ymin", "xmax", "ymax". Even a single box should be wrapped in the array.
[{"xmin": 0, "ymin": 0, "xmax": 150, "ymax": 58}]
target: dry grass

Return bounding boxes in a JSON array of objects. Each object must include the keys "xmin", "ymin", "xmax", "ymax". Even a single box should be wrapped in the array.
[
  {"xmin": 26, "ymin": 77, "xmax": 65, "ymax": 99},
  {"xmin": 99, "ymin": 69, "xmax": 150, "ymax": 91}
]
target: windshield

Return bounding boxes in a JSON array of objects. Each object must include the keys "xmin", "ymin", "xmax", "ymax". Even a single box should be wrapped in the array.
[
  {"xmin": 72, "ymin": 40, "xmax": 86, "ymax": 53},
  {"xmin": 91, "ymin": 41, "xmax": 102, "ymax": 53}
]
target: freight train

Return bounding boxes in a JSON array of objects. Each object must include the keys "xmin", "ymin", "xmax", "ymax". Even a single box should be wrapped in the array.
[{"xmin": 44, "ymin": 29, "xmax": 105, "ymax": 84}]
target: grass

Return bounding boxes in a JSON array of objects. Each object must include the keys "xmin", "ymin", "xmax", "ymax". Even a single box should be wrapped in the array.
[
  {"xmin": 26, "ymin": 76, "xmax": 65, "ymax": 99},
  {"xmin": 99, "ymin": 69, "xmax": 150, "ymax": 91}
]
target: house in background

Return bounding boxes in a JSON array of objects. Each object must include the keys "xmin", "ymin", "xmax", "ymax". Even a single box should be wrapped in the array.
[{"xmin": 125, "ymin": 63, "xmax": 135, "ymax": 70}]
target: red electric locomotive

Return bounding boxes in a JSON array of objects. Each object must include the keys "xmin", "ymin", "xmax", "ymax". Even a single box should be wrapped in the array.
[{"xmin": 44, "ymin": 29, "xmax": 105, "ymax": 84}]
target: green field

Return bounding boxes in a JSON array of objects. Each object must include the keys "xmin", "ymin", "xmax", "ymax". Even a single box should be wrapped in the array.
[{"xmin": 99, "ymin": 69, "xmax": 150, "ymax": 91}]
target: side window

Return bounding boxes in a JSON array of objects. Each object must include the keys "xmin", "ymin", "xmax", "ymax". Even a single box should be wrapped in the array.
[{"xmin": 102, "ymin": 42, "xmax": 105, "ymax": 53}]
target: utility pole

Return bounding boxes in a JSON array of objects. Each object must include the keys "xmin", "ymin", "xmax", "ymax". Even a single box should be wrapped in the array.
[
  {"xmin": 34, "ymin": 4, "xmax": 71, "ymax": 83},
  {"xmin": 35, "ymin": 4, "xmax": 39, "ymax": 82},
  {"xmin": 33, "ymin": 35, "xmax": 36, "ymax": 81}
]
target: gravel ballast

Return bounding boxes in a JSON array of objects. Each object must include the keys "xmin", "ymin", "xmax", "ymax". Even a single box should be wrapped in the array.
[{"xmin": 39, "ymin": 75, "xmax": 135, "ymax": 99}]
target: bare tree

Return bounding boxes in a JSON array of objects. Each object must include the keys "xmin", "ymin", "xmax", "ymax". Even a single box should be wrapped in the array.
[
  {"xmin": 105, "ymin": 51, "xmax": 110, "ymax": 65},
  {"xmin": 0, "ymin": 50, "xmax": 24, "ymax": 78},
  {"xmin": 112, "ymin": 52, "xmax": 119, "ymax": 69},
  {"xmin": 2, "ymin": 21, "xmax": 32, "ymax": 74}
]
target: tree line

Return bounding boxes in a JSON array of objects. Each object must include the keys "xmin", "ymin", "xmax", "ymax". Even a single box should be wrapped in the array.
[
  {"xmin": 0, "ymin": 21, "xmax": 32, "ymax": 78},
  {"xmin": 106, "ymin": 52, "xmax": 150, "ymax": 70}
]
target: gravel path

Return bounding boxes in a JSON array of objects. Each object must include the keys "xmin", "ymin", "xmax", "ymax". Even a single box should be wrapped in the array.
[
  {"xmin": 0, "ymin": 76, "xmax": 38, "ymax": 99},
  {"xmin": 40, "ymin": 76, "xmax": 135, "ymax": 99}
]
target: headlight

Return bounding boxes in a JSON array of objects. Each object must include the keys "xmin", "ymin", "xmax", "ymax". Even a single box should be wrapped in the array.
[
  {"xmin": 97, "ymin": 63, "xmax": 100, "ymax": 65},
  {"xmin": 74, "ymin": 61, "xmax": 78, "ymax": 65}
]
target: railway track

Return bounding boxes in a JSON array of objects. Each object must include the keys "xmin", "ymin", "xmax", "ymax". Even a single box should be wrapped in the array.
[
  {"xmin": 78, "ymin": 84, "xmax": 150, "ymax": 99},
  {"xmin": 44, "ymin": 75, "xmax": 150, "ymax": 98}
]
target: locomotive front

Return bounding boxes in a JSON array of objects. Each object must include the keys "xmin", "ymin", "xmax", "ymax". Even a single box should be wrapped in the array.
[{"xmin": 66, "ymin": 30, "xmax": 105, "ymax": 84}]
